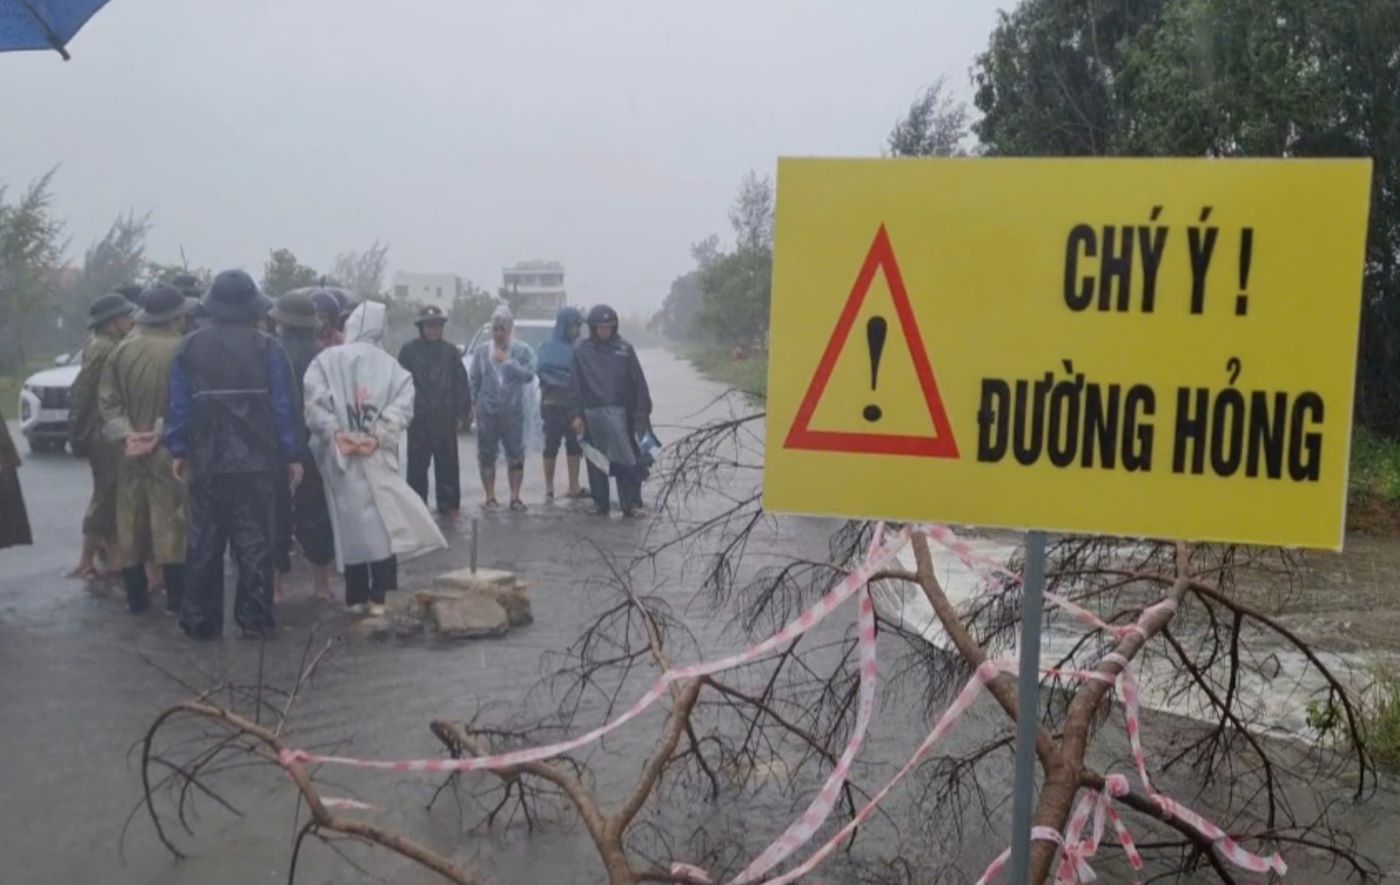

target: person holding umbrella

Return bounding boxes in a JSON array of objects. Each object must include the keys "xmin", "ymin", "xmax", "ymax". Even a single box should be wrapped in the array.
[
  {"xmin": 98, "ymin": 284, "xmax": 193, "ymax": 613},
  {"xmin": 67, "ymin": 292, "xmax": 136, "ymax": 580},
  {"xmin": 398, "ymin": 304, "xmax": 471, "ymax": 515}
]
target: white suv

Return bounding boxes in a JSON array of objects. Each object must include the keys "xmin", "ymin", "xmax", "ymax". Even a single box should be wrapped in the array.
[{"xmin": 17, "ymin": 353, "xmax": 81, "ymax": 454}]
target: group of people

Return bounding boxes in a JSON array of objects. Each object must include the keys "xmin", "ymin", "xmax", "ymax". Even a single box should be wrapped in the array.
[{"xmin": 56, "ymin": 268, "xmax": 654, "ymax": 639}]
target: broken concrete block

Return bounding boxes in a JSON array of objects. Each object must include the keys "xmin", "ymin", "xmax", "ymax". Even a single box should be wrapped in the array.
[
  {"xmin": 470, "ymin": 582, "xmax": 533, "ymax": 627},
  {"xmin": 350, "ymin": 616, "xmax": 393, "ymax": 641},
  {"xmin": 435, "ymin": 567, "xmax": 516, "ymax": 592},
  {"xmin": 385, "ymin": 590, "xmax": 422, "ymax": 618},
  {"xmin": 430, "ymin": 596, "xmax": 509, "ymax": 640}
]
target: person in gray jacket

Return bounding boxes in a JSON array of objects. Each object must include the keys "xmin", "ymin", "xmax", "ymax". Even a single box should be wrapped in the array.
[{"xmin": 468, "ymin": 306, "xmax": 536, "ymax": 511}]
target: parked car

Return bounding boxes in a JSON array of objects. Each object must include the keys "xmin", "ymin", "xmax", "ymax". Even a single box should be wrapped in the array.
[
  {"xmin": 462, "ymin": 318, "xmax": 555, "ymax": 356},
  {"xmin": 17, "ymin": 352, "xmax": 80, "ymax": 454}
]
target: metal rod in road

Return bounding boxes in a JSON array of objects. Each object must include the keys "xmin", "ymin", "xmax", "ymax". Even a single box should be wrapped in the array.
[
  {"xmin": 470, "ymin": 518, "xmax": 479, "ymax": 573},
  {"xmin": 1009, "ymin": 530, "xmax": 1048, "ymax": 884}
]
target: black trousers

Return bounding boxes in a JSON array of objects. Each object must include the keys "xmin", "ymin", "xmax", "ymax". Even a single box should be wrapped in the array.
[
  {"xmin": 122, "ymin": 564, "xmax": 185, "ymax": 614},
  {"xmin": 345, "ymin": 556, "xmax": 397, "ymax": 607},
  {"xmin": 587, "ymin": 462, "xmax": 643, "ymax": 514},
  {"xmin": 406, "ymin": 423, "xmax": 460, "ymax": 513},
  {"xmin": 182, "ymin": 470, "xmax": 276, "ymax": 638}
]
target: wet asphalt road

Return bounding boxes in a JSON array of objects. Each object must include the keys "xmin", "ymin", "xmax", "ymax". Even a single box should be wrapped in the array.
[
  {"xmin": 0, "ymin": 349, "xmax": 875, "ymax": 885},
  {"xmin": 2, "ymin": 349, "xmax": 1394, "ymax": 884}
]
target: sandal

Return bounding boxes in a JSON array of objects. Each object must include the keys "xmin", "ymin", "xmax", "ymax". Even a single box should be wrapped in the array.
[
  {"xmin": 569, "ymin": 488, "xmax": 591, "ymax": 499},
  {"xmin": 509, "ymin": 499, "xmax": 528, "ymax": 513},
  {"xmin": 483, "ymin": 499, "xmax": 499, "ymax": 510}
]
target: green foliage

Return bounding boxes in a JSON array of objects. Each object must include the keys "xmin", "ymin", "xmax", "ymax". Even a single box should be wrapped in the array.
[
  {"xmin": 887, "ymin": 77, "xmax": 972, "ymax": 158},
  {"xmin": 656, "ymin": 236, "xmax": 719, "ymax": 341},
  {"xmin": 973, "ymin": 0, "xmax": 1400, "ymax": 428},
  {"xmin": 692, "ymin": 174, "xmax": 775, "ymax": 349},
  {"xmin": 261, "ymin": 248, "xmax": 318, "ymax": 297},
  {"xmin": 144, "ymin": 262, "xmax": 211, "ymax": 289},
  {"xmin": 680, "ymin": 345, "xmax": 767, "ymax": 400},
  {"xmin": 695, "ymin": 245, "xmax": 772, "ymax": 348},
  {"xmin": 61, "ymin": 211, "xmax": 153, "ymax": 332},
  {"xmin": 329, "ymin": 241, "xmax": 389, "ymax": 300},
  {"xmin": 1349, "ymin": 426, "xmax": 1400, "ymax": 507},
  {"xmin": 452, "ymin": 281, "xmax": 498, "ymax": 334},
  {"xmin": 0, "ymin": 170, "xmax": 66, "ymax": 371},
  {"xmin": 1308, "ymin": 667, "xmax": 1400, "ymax": 774},
  {"xmin": 1365, "ymin": 667, "xmax": 1400, "ymax": 773}
]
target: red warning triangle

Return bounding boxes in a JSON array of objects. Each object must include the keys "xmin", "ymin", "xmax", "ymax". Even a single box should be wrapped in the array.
[{"xmin": 784, "ymin": 225, "xmax": 959, "ymax": 458}]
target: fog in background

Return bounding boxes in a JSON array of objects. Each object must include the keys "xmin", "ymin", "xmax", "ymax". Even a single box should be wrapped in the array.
[{"xmin": 1, "ymin": 0, "xmax": 1003, "ymax": 312}]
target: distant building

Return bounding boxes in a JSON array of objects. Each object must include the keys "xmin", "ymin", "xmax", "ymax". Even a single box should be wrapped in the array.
[
  {"xmin": 391, "ymin": 272, "xmax": 462, "ymax": 310},
  {"xmin": 502, "ymin": 260, "xmax": 565, "ymax": 318}
]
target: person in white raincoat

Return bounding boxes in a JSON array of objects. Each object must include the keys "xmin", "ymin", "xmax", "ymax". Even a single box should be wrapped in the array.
[{"xmin": 303, "ymin": 302, "xmax": 447, "ymax": 612}]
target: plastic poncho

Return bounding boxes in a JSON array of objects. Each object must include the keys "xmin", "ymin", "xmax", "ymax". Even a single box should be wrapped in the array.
[{"xmin": 303, "ymin": 303, "xmax": 446, "ymax": 569}]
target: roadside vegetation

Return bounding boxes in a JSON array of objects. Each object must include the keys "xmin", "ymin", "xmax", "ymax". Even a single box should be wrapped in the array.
[{"xmin": 1348, "ymin": 426, "xmax": 1400, "ymax": 534}]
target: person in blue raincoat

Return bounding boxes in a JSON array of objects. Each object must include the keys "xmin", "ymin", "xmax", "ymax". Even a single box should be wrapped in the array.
[
  {"xmin": 468, "ymin": 306, "xmax": 536, "ymax": 511},
  {"xmin": 535, "ymin": 306, "xmax": 585, "ymax": 501},
  {"xmin": 568, "ymin": 304, "xmax": 652, "ymax": 517}
]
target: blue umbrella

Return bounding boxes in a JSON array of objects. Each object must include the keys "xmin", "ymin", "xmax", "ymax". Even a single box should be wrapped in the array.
[{"xmin": 0, "ymin": 0, "xmax": 113, "ymax": 60}]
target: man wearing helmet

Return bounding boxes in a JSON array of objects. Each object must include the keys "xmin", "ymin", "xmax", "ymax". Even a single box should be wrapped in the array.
[{"xmin": 569, "ymin": 304, "xmax": 653, "ymax": 518}]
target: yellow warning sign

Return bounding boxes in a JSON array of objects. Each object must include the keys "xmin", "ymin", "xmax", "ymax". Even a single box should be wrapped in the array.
[{"xmin": 763, "ymin": 158, "xmax": 1372, "ymax": 549}]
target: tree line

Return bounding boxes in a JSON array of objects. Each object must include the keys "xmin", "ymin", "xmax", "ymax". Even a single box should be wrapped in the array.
[
  {"xmin": 0, "ymin": 171, "xmax": 507, "ymax": 367},
  {"xmin": 657, "ymin": 0, "xmax": 1400, "ymax": 431}
]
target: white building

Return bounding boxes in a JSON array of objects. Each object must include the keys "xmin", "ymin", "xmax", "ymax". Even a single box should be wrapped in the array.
[
  {"xmin": 391, "ymin": 272, "xmax": 462, "ymax": 310},
  {"xmin": 502, "ymin": 260, "xmax": 566, "ymax": 318}
]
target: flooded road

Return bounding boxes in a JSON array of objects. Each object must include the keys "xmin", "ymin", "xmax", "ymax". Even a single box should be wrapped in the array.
[{"xmin": 2, "ymin": 349, "xmax": 1396, "ymax": 883}]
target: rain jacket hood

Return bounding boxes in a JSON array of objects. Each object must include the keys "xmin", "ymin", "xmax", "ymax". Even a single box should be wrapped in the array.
[{"xmin": 537, "ymin": 306, "xmax": 583, "ymax": 393}]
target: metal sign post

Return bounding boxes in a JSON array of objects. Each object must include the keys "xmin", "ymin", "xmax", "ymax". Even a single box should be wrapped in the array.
[{"xmin": 1008, "ymin": 530, "xmax": 1047, "ymax": 884}]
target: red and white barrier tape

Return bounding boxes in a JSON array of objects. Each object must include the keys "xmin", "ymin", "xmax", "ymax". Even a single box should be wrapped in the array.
[
  {"xmin": 278, "ymin": 526, "xmax": 910, "ymax": 777},
  {"xmin": 274, "ymin": 522, "xmax": 1288, "ymax": 884}
]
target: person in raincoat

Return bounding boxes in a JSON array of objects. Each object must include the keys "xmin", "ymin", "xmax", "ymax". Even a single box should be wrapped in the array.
[
  {"xmin": 271, "ymin": 291, "xmax": 336, "ymax": 600},
  {"xmin": 0, "ymin": 404, "xmax": 32, "ymax": 551},
  {"xmin": 305, "ymin": 301, "xmax": 446, "ymax": 612},
  {"xmin": 398, "ymin": 304, "xmax": 471, "ymax": 514},
  {"xmin": 536, "ymin": 306, "xmax": 585, "ymax": 501},
  {"xmin": 98, "ymin": 284, "xmax": 192, "ymax": 614},
  {"xmin": 569, "ymin": 304, "xmax": 653, "ymax": 517},
  {"xmin": 164, "ymin": 270, "xmax": 304, "ymax": 640},
  {"xmin": 68, "ymin": 292, "xmax": 136, "ymax": 579},
  {"xmin": 468, "ymin": 306, "xmax": 536, "ymax": 511}
]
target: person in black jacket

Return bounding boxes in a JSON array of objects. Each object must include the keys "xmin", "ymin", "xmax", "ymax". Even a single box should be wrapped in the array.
[
  {"xmin": 164, "ymin": 270, "xmax": 304, "ymax": 639},
  {"xmin": 569, "ymin": 305, "xmax": 652, "ymax": 517},
  {"xmin": 271, "ymin": 291, "xmax": 336, "ymax": 600},
  {"xmin": 397, "ymin": 304, "xmax": 471, "ymax": 514}
]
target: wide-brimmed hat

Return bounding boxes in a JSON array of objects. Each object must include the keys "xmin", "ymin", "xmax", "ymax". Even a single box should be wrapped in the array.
[
  {"xmin": 415, "ymin": 304, "xmax": 447, "ymax": 326},
  {"xmin": 88, "ymin": 292, "xmax": 136, "ymax": 329},
  {"xmin": 270, "ymin": 292, "xmax": 317, "ymax": 329},
  {"xmin": 135, "ymin": 284, "xmax": 195, "ymax": 325},
  {"xmin": 202, "ymin": 269, "xmax": 263, "ymax": 322}
]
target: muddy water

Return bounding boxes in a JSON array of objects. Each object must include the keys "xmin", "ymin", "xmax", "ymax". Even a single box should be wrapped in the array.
[{"xmin": 2, "ymin": 350, "xmax": 1397, "ymax": 883}]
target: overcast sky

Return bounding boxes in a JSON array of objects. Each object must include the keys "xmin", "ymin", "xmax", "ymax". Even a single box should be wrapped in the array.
[{"xmin": 2, "ymin": 0, "xmax": 1006, "ymax": 312}]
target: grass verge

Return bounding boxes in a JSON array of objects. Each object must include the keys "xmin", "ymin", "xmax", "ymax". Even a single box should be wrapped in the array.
[
  {"xmin": 678, "ymin": 346, "xmax": 767, "ymax": 401},
  {"xmin": 1348, "ymin": 426, "xmax": 1400, "ymax": 535}
]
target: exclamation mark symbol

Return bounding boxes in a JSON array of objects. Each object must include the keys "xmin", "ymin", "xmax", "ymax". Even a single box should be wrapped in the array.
[
  {"xmin": 863, "ymin": 316, "xmax": 887, "ymax": 422},
  {"xmin": 1236, "ymin": 228, "xmax": 1253, "ymax": 316}
]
